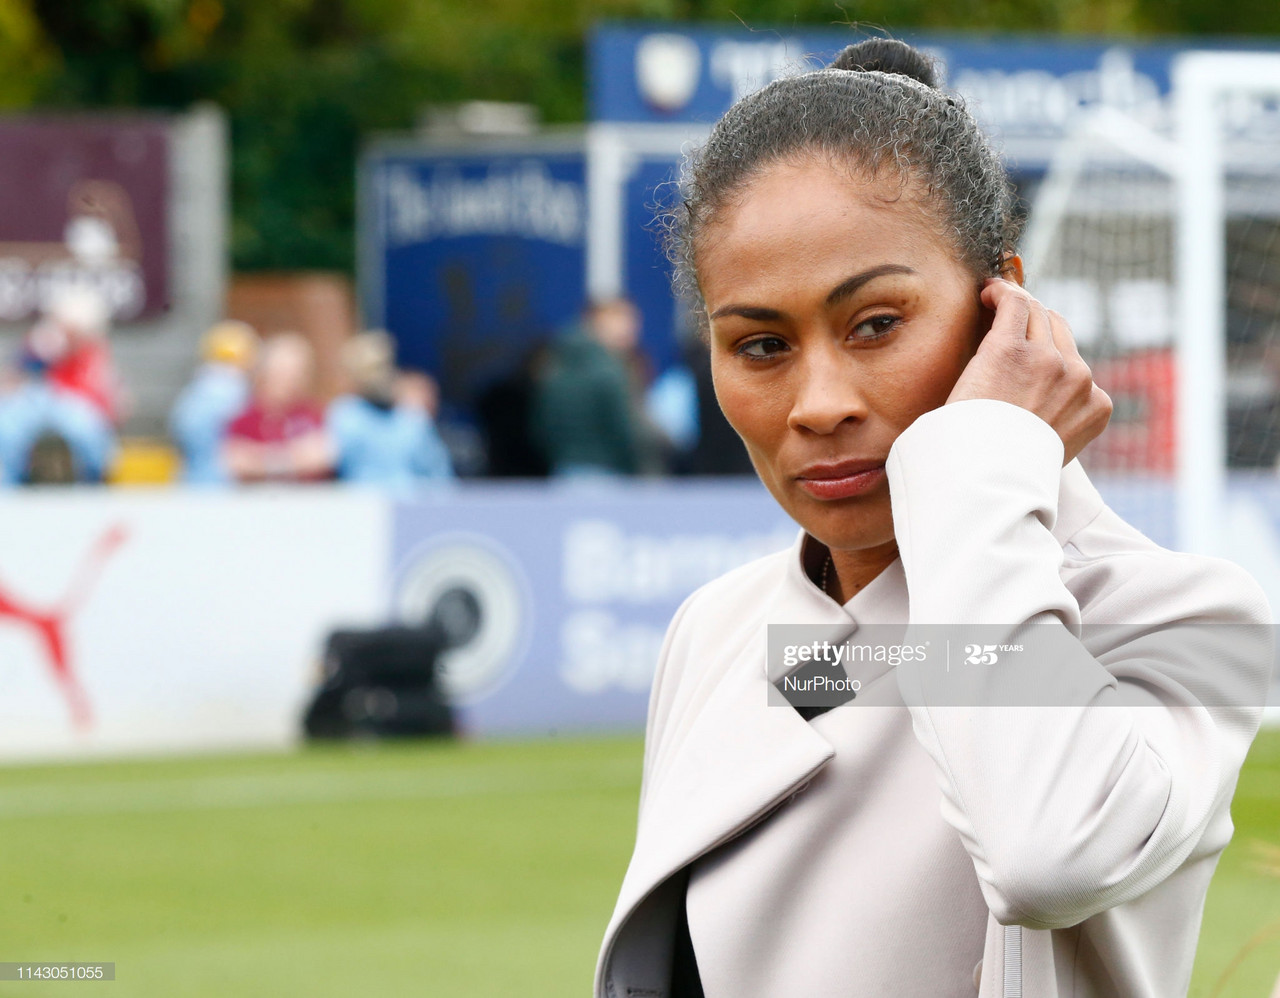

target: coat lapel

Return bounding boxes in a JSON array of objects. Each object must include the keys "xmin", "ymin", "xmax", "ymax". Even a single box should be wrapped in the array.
[{"xmin": 613, "ymin": 532, "xmax": 861, "ymax": 920}]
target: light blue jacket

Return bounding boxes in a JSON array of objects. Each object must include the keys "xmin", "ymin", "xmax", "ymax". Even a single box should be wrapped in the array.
[
  {"xmin": 0, "ymin": 381, "xmax": 116, "ymax": 484},
  {"xmin": 327, "ymin": 394, "xmax": 453, "ymax": 488},
  {"xmin": 169, "ymin": 365, "xmax": 251, "ymax": 485}
]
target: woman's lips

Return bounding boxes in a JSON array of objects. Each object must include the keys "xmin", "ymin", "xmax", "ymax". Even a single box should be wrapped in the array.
[{"xmin": 795, "ymin": 462, "xmax": 886, "ymax": 500}]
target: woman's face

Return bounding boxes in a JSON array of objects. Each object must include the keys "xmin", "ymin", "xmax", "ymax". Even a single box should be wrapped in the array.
[{"xmin": 699, "ymin": 155, "xmax": 988, "ymax": 558}]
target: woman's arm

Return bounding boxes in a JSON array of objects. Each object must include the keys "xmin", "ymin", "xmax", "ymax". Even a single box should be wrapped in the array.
[{"xmin": 888, "ymin": 396, "xmax": 1272, "ymax": 931}]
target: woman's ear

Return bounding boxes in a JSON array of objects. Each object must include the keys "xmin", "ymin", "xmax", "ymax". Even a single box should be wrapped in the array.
[{"xmin": 999, "ymin": 253, "xmax": 1025, "ymax": 287}]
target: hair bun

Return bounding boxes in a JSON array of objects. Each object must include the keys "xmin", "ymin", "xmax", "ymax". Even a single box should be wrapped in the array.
[{"xmin": 829, "ymin": 38, "xmax": 939, "ymax": 88}]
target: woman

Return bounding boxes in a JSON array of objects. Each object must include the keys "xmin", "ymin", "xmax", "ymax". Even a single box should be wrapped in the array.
[{"xmin": 595, "ymin": 39, "xmax": 1273, "ymax": 998}]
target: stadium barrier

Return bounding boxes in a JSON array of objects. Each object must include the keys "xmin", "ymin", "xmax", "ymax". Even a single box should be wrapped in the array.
[{"xmin": 0, "ymin": 476, "xmax": 1276, "ymax": 762}]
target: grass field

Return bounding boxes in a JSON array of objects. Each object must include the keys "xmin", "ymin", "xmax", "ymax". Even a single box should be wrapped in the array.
[{"xmin": 0, "ymin": 729, "xmax": 1276, "ymax": 997}]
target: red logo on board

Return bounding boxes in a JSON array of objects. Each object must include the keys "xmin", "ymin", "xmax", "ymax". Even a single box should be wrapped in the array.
[{"xmin": 0, "ymin": 523, "xmax": 128, "ymax": 729}]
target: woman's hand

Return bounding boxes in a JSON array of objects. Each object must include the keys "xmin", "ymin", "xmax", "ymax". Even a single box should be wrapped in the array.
[{"xmin": 947, "ymin": 278, "xmax": 1113, "ymax": 465}]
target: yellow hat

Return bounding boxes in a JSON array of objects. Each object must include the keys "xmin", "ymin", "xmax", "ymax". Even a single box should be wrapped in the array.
[{"xmin": 201, "ymin": 320, "xmax": 259, "ymax": 368}]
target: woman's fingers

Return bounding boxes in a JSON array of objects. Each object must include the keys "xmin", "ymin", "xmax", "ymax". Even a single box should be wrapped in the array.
[
  {"xmin": 1028, "ymin": 301, "xmax": 1055, "ymax": 344},
  {"xmin": 1048, "ymin": 308, "xmax": 1101, "ymax": 411},
  {"xmin": 1047, "ymin": 307, "xmax": 1084, "ymax": 364},
  {"xmin": 1041, "ymin": 304, "xmax": 1112, "ymax": 462},
  {"xmin": 957, "ymin": 278, "xmax": 1111, "ymax": 464},
  {"xmin": 981, "ymin": 278, "xmax": 1033, "ymax": 342},
  {"xmin": 980, "ymin": 277, "xmax": 1058, "ymax": 346},
  {"xmin": 1063, "ymin": 384, "xmax": 1114, "ymax": 465}
]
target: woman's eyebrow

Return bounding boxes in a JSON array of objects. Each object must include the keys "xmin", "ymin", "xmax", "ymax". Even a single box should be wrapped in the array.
[
  {"xmin": 708, "ymin": 304, "xmax": 783, "ymax": 321},
  {"xmin": 825, "ymin": 264, "xmax": 916, "ymax": 306},
  {"xmin": 709, "ymin": 264, "xmax": 918, "ymax": 322}
]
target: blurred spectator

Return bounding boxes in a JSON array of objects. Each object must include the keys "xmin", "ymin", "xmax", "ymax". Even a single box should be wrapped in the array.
[
  {"xmin": 645, "ymin": 361, "xmax": 700, "ymax": 474},
  {"xmin": 31, "ymin": 288, "xmax": 126, "ymax": 425},
  {"xmin": 223, "ymin": 332, "xmax": 333, "ymax": 483},
  {"xmin": 0, "ymin": 386, "xmax": 116, "ymax": 484},
  {"xmin": 0, "ymin": 330, "xmax": 116, "ymax": 485},
  {"xmin": 590, "ymin": 297, "xmax": 669, "ymax": 474},
  {"xmin": 169, "ymin": 321, "xmax": 260, "ymax": 485},
  {"xmin": 531, "ymin": 298, "xmax": 644, "ymax": 477},
  {"xmin": 326, "ymin": 330, "xmax": 453, "ymax": 487},
  {"xmin": 476, "ymin": 340, "xmax": 551, "ymax": 478}
]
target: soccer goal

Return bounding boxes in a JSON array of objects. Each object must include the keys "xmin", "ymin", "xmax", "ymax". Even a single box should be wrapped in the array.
[{"xmin": 1024, "ymin": 52, "xmax": 1280, "ymax": 572}]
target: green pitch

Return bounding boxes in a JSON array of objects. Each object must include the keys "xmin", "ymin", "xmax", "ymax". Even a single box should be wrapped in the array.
[{"xmin": 0, "ymin": 729, "xmax": 1276, "ymax": 997}]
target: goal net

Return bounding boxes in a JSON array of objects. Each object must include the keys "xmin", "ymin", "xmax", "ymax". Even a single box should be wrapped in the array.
[
  {"xmin": 1022, "ymin": 61, "xmax": 1280, "ymax": 560},
  {"xmin": 1021, "ymin": 53, "xmax": 1280, "ymax": 721},
  {"xmin": 1022, "ymin": 108, "xmax": 1181, "ymax": 548}
]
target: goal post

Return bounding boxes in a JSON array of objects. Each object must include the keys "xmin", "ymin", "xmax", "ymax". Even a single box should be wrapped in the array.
[{"xmin": 1174, "ymin": 52, "xmax": 1280, "ymax": 559}]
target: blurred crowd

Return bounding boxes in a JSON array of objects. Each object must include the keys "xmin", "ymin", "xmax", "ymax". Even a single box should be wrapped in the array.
[
  {"xmin": 480, "ymin": 296, "xmax": 752, "ymax": 480},
  {"xmin": 173, "ymin": 323, "xmax": 452, "ymax": 487},
  {"xmin": 0, "ymin": 289, "xmax": 749, "ymax": 488},
  {"xmin": 0, "ymin": 289, "xmax": 454, "ymax": 488}
]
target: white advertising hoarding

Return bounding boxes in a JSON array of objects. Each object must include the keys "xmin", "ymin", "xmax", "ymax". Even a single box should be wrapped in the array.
[{"xmin": 0, "ymin": 488, "xmax": 387, "ymax": 761}]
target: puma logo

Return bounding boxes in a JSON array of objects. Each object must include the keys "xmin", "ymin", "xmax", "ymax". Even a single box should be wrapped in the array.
[{"xmin": 0, "ymin": 523, "xmax": 128, "ymax": 728}]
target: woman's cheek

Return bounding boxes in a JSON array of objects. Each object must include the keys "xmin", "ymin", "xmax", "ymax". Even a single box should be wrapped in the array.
[
  {"xmin": 747, "ymin": 390, "xmax": 795, "ymax": 460},
  {"xmin": 890, "ymin": 328, "xmax": 977, "ymax": 426},
  {"xmin": 714, "ymin": 365, "xmax": 776, "ymax": 433}
]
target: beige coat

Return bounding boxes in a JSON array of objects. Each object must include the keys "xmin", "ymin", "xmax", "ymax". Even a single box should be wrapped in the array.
[{"xmin": 596, "ymin": 400, "xmax": 1273, "ymax": 998}]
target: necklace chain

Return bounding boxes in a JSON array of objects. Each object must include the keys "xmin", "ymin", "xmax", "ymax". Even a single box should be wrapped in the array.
[{"xmin": 820, "ymin": 551, "xmax": 832, "ymax": 596}]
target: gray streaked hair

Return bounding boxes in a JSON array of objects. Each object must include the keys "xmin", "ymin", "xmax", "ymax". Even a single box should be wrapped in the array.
[{"xmin": 662, "ymin": 39, "xmax": 1022, "ymax": 324}]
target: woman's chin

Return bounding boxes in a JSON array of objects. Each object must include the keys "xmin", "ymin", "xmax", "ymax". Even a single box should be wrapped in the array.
[
  {"xmin": 758, "ymin": 477, "xmax": 895, "ymax": 554},
  {"xmin": 790, "ymin": 504, "xmax": 896, "ymax": 556}
]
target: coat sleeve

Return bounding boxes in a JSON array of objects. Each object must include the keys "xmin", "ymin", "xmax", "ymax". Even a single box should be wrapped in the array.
[{"xmin": 888, "ymin": 399, "xmax": 1274, "ymax": 930}]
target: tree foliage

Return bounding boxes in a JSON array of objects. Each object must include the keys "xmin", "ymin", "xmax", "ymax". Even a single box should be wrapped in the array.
[{"xmin": 2, "ymin": 0, "xmax": 1275, "ymax": 272}]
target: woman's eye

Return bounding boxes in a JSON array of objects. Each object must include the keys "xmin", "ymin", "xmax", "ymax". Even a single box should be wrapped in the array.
[
  {"xmin": 850, "ymin": 315, "xmax": 899, "ymax": 341},
  {"xmin": 736, "ymin": 336, "xmax": 789, "ymax": 359}
]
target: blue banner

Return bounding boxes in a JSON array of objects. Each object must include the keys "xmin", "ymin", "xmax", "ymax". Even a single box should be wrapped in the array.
[
  {"xmin": 625, "ymin": 156, "xmax": 687, "ymax": 375},
  {"xmin": 364, "ymin": 146, "xmax": 587, "ymax": 408},
  {"xmin": 391, "ymin": 479, "xmax": 795, "ymax": 736},
  {"xmin": 590, "ymin": 24, "xmax": 1280, "ymax": 160}
]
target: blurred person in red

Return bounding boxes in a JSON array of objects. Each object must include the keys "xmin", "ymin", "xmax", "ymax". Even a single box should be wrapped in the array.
[
  {"xmin": 0, "ymin": 345, "xmax": 116, "ymax": 485},
  {"xmin": 222, "ymin": 332, "xmax": 333, "ymax": 483},
  {"xmin": 29, "ymin": 287, "xmax": 127, "ymax": 425}
]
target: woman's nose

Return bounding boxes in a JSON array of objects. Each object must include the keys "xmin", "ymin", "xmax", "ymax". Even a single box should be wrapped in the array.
[{"xmin": 786, "ymin": 349, "xmax": 870, "ymax": 435}]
